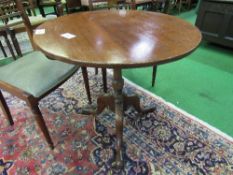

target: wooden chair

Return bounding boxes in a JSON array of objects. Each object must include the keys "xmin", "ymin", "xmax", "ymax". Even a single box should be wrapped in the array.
[
  {"xmin": 0, "ymin": 0, "xmax": 87, "ymax": 149},
  {"xmin": 37, "ymin": 0, "xmax": 82, "ymax": 17},
  {"xmin": 0, "ymin": 0, "xmax": 56, "ymax": 57},
  {"xmin": 124, "ymin": 0, "xmax": 154, "ymax": 9},
  {"xmin": 80, "ymin": 0, "xmax": 126, "ymax": 10},
  {"xmin": 66, "ymin": 0, "xmax": 82, "ymax": 12},
  {"xmin": 165, "ymin": 0, "xmax": 192, "ymax": 14},
  {"xmin": 23, "ymin": 0, "xmax": 37, "ymax": 16},
  {"xmin": 177, "ymin": 0, "xmax": 191, "ymax": 14},
  {"xmin": 80, "ymin": 0, "xmax": 107, "ymax": 10},
  {"xmin": 150, "ymin": 0, "xmax": 170, "ymax": 13},
  {"xmin": 1, "ymin": 0, "xmax": 56, "ymax": 34},
  {"xmin": 37, "ymin": 0, "xmax": 66, "ymax": 17}
]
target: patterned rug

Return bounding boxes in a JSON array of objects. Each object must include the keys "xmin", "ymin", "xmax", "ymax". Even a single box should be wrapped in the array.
[{"xmin": 0, "ymin": 69, "xmax": 233, "ymax": 175}]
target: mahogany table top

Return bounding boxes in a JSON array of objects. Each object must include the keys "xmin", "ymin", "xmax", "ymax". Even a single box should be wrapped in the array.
[{"xmin": 33, "ymin": 10, "xmax": 202, "ymax": 68}]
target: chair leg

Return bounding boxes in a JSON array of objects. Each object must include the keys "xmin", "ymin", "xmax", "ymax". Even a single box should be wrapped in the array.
[
  {"xmin": 53, "ymin": 5, "xmax": 58, "ymax": 15},
  {"xmin": 101, "ymin": 68, "xmax": 107, "ymax": 93},
  {"xmin": 28, "ymin": 103, "xmax": 54, "ymax": 149},
  {"xmin": 187, "ymin": 0, "xmax": 191, "ymax": 9},
  {"xmin": 152, "ymin": 65, "xmax": 157, "ymax": 87},
  {"xmin": 81, "ymin": 67, "xmax": 92, "ymax": 104},
  {"xmin": 32, "ymin": 8, "xmax": 37, "ymax": 16},
  {"xmin": 163, "ymin": 0, "xmax": 170, "ymax": 13},
  {"xmin": 26, "ymin": 8, "xmax": 32, "ymax": 16},
  {"xmin": 0, "ymin": 41, "xmax": 7, "ymax": 57},
  {"xmin": 0, "ymin": 90, "xmax": 14, "ymax": 125},
  {"xmin": 37, "ymin": 1, "xmax": 46, "ymax": 17},
  {"xmin": 178, "ymin": 0, "xmax": 182, "ymax": 14},
  {"xmin": 65, "ymin": 4, "xmax": 69, "ymax": 14},
  {"xmin": 40, "ymin": 7, "xmax": 46, "ymax": 17}
]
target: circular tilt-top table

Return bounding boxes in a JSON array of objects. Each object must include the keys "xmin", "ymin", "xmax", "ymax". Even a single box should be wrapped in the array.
[{"xmin": 33, "ymin": 10, "xmax": 201, "ymax": 169}]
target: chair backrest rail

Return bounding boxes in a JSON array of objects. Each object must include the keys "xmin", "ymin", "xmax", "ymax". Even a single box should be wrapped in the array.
[{"xmin": 0, "ymin": 0, "xmax": 34, "ymax": 49}]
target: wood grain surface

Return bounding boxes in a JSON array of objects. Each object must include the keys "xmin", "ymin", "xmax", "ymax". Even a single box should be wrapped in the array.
[{"xmin": 33, "ymin": 10, "xmax": 202, "ymax": 68}]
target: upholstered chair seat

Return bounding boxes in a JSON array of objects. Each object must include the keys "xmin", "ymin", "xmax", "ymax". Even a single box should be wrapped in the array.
[
  {"xmin": 125, "ymin": 0, "xmax": 153, "ymax": 9},
  {"xmin": 0, "ymin": 51, "xmax": 78, "ymax": 98},
  {"xmin": 39, "ymin": 0, "xmax": 67, "ymax": 5},
  {"xmin": 81, "ymin": 0, "xmax": 107, "ymax": 7},
  {"xmin": 126, "ymin": 0, "xmax": 151, "ymax": 4}
]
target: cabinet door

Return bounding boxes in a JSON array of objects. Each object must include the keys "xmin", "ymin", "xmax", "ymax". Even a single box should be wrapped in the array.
[{"xmin": 195, "ymin": 0, "xmax": 233, "ymax": 48}]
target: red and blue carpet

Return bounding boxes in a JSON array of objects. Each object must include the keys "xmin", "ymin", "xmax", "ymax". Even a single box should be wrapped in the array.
[{"xmin": 0, "ymin": 69, "xmax": 233, "ymax": 175}]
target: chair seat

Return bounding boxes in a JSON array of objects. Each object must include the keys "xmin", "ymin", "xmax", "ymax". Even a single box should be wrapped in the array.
[
  {"xmin": 126, "ymin": 0, "xmax": 152, "ymax": 4},
  {"xmin": 40, "ymin": 0, "xmax": 67, "ymax": 5},
  {"xmin": 81, "ymin": 0, "xmax": 107, "ymax": 6},
  {"xmin": 0, "ymin": 51, "xmax": 78, "ymax": 98}
]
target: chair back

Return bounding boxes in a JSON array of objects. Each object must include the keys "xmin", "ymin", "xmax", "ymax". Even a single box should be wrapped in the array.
[
  {"xmin": 0, "ymin": 0, "xmax": 34, "ymax": 47},
  {"xmin": 66, "ymin": 0, "xmax": 81, "ymax": 11},
  {"xmin": 0, "ymin": 0, "xmax": 20, "ymax": 25},
  {"xmin": 23, "ymin": 0, "xmax": 37, "ymax": 16}
]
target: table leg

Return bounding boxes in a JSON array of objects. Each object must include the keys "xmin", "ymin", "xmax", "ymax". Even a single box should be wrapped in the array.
[
  {"xmin": 102, "ymin": 68, "xmax": 107, "ymax": 93},
  {"xmin": 81, "ymin": 67, "xmax": 92, "ymax": 104},
  {"xmin": 89, "ymin": 69, "xmax": 156, "ymax": 169},
  {"xmin": 152, "ymin": 65, "xmax": 157, "ymax": 87},
  {"xmin": 112, "ymin": 68, "xmax": 124, "ymax": 168}
]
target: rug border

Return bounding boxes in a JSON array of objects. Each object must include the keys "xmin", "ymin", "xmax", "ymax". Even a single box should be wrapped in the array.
[{"xmin": 121, "ymin": 75, "xmax": 233, "ymax": 143}]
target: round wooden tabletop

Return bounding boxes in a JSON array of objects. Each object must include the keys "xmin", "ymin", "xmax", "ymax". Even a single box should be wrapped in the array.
[{"xmin": 33, "ymin": 10, "xmax": 202, "ymax": 68}]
